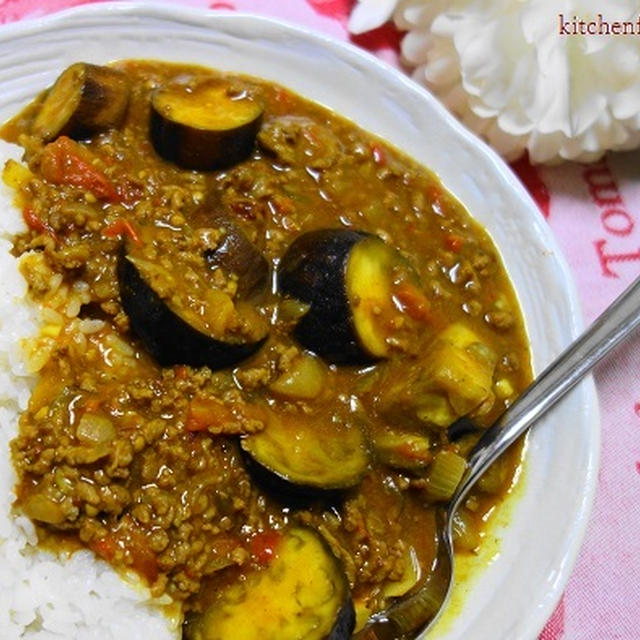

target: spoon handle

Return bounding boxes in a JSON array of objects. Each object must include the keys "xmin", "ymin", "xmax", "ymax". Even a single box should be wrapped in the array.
[{"xmin": 455, "ymin": 274, "xmax": 640, "ymax": 508}]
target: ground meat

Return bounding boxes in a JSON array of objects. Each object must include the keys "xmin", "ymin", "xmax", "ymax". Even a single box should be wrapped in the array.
[{"xmin": 258, "ymin": 115, "xmax": 342, "ymax": 169}]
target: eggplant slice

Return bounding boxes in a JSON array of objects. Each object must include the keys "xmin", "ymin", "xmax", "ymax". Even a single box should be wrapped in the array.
[
  {"xmin": 278, "ymin": 229, "xmax": 425, "ymax": 364},
  {"xmin": 32, "ymin": 63, "xmax": 130, "ymax": 142},
  {"xmin": 241, "ymin": 406, "xmax": 369, "ymax": 495},
  {"xmin": 117, "ymin": 224, "xmax": 269, "ymax": 369},
  {"xmin": 184, "ymin": 527, "xmax": 355, "ymax": 640},
  {"xmin": 150, "ymin": 82, "xmax": 264, "ymax": 170},
  {"xmin": 204, "ymin": 214, "xmax": 270, "ymax": 300}
]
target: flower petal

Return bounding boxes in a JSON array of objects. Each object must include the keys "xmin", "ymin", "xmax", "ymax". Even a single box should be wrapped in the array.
[
  {"xmin": 348, "ymin": 0, "xmax": 399, "ymax": 34},
  {"xmin": 360, "ymin": 0, "xmax": 640, "ymax": 162}
]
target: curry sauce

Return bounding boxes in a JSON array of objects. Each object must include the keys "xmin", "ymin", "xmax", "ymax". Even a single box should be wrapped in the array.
[{"xmin": 3, "ymin": 60, "xmax": 531, "ymax": 638}]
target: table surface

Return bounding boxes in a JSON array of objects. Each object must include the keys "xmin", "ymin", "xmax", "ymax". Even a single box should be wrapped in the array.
[{"xmin": 2, "ymin": 2, "xmax": 639, "ymax": 639}]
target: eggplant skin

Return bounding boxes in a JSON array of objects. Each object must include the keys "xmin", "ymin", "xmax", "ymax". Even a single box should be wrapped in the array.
[
  {"xmin": 117, "ymin": 251, "xmax": 266, "ymax": 370},
  {"xmin": 32, "ymin": 63, "xmax": 130, "ymax": 142},
  {"xmin": 68, "ymin": 65, "xmax": 130, "ymax": 138},
  {"xmin": 150, "ymin": 94, "xmax": 263, "ymax": 171},
  {"xmin": 204, "ymin": 214, "xmax": 270, "ymax": 300},
  {"xmin": 240, "ymin": 406, "xmax": 370, "ymax": 498},
  {"xmin": 330, "ymin": 600, "xmax": 356, "ymax": 640},
  {"xmin": 278, "ymin": 229, "xmax": 372, "ymax": 364},
  {"xmin": 240, "ymin": 448, "xmax": 347, "ymax": 504}
]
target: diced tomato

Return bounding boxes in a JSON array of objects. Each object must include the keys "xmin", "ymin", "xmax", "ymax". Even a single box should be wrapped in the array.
[
  {"xmin": 128, "ymin": 535, "xmax": 159, "ymax": 584},
  {"xmin": 445, "ymin": 233, "xmax": 464, "ymax": 253},
  {"xmin": 397, "ymin": 443, "xmax": 432, "ymax": 463},
  {"xmin": 269, "ymin": 194, "xmax": 296, "ymax": 216},
  {"xmin": 250, "ymin": 530, "xmax": 282, "ymax": 566},
  {"xmin": 92, "ymin": 529, "xmax": 158, "ymax": 584},
  {"xmin": 77, "ymin": 397, "xmax": 102, "ymax": 420},
  {"xmin": 186, "ymin": 397, "xmax": 235, "ymax": 432},
  {"xmin": 230, "ymin": 199, "xmax": 257, "ymax": 220},
  {"xmin": 39, "ymin": 136, "xmax": 118, "ymax": 201},
  {"xmin": 22, "ymin": 207, "xmax": 57, "ymax": 240},
  {"xmin": 114, "ymin": 176, "xmax": 144, "ymax": 205},
  {"xmin": 393, "ymin": 282, "xmax": 431, "ymax": 323},
  {"xmin": 90, "ymin": 535, "xmax": 117, "ymax": 562},
  {"xmin": 101, "ymin": 218, "xmax": 141, "ymax": 245},
  {"xmin": 370, "ymin": 143, "xmax": 386, "ymax": 166},
  {"xmin": 275, "ymin": 88, "xmax": 293, "ymax": 106},
  {"xmin": 84, "ymin": 398, "xmax": 101, "ymax": 412},
  {"xmin": 174, "ymin": 365, "xmax": 189, "ymax": 380},
  {"xmin": 427, "ymin": 185, "xmax": 442, "ymax": 201}
]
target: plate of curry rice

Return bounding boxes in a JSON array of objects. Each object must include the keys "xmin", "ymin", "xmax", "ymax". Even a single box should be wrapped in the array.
[{"xmin": 0, "ymin": 4, "xmax": 598, "ymax": 640}]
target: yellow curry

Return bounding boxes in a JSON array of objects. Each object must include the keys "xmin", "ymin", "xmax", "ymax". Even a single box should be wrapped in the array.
[{"xmin": 2, "ymin": 60, "xmax": 531, "ymax": 639}]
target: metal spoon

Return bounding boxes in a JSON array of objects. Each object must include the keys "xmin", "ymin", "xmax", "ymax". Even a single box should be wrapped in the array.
[{"xmin": 356, "ymin": 274, "xmax": 640, "ymax": 640}]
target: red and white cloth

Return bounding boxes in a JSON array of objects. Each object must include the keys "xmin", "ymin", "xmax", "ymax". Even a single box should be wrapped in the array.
[{"xmin": 2, "ymin": 1, "xmax": 639, "ymax": 638}]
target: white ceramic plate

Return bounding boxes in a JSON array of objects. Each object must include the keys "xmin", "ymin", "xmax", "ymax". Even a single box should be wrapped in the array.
[{"xmin": 0, "ymin": 4, "xmax": 599, "ymax": 639}]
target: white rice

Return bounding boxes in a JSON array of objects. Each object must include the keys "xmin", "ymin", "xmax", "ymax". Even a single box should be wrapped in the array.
[{"xmin": 0, "ymin": 140, "xmax": 181, "ymax": 640}]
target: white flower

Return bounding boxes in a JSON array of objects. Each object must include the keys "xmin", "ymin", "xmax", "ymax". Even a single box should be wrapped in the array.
[{"xmin": 349, "ymin": 0, "xmax": 640, "ymax": 163}]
